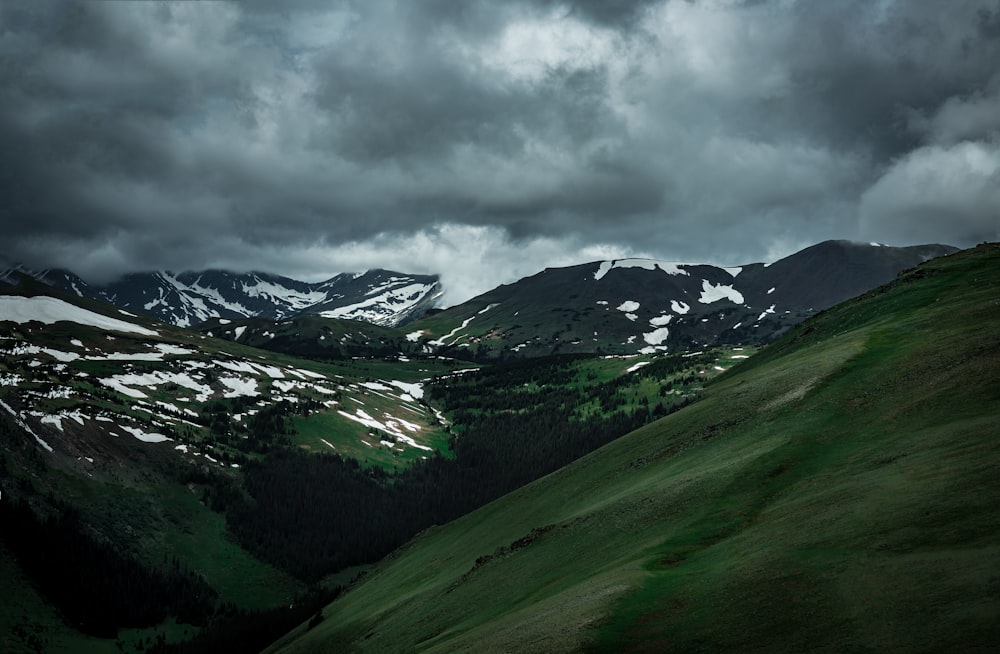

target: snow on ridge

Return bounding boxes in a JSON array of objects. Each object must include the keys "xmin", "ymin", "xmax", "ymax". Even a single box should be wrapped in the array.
[
  {"xmin": 697, "ymin": 280, "xmax": 745, "ymax": 305},
  {"xmin": 320, "ymin": 282, "xmax": 436, "ymax": 325},
  {"xmin": 165, "ymin": 273, "xmax": 256, "ymax": 317},
  {"xmin": 363, "ymin": 276, "xmax": 413, "ymax": 297},
  {"xmin": 593, "ymin": 259, "xmax": 691, "ymax": 281},
  {"xmin": 0, "ymin": 295, "xmax": 158, "ymax": 336},
  {"xmin": 240, "ymin": 278, "xmax": 327, "ymax": 308}
]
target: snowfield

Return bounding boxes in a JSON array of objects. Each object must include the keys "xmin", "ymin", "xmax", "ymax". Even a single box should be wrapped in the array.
[{"xmin": 0, "ymin": 295, "xmax": 158, "ymax": 335}]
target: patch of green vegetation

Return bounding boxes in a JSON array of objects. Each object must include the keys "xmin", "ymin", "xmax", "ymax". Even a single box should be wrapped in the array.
[{"xmin": 150, "ymin": 482, "xmax": 303, "ymax": 609}]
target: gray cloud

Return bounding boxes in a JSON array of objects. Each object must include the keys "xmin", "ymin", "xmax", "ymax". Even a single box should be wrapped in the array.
[{"xmin": 1, "ymin": 0, "xmax": 998, "ymax": 303}]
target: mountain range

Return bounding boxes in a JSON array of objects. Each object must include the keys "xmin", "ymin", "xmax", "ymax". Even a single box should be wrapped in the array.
[
  {"xmin": 3, "ymin": 242, "xmax": 954, "ymax": 348},
  {"xmin": 189, "ymin": 240, "xmax": 957, "ymax": 360},
  {"xmin": 0, "ymin": 266, "xmax": 442, "ymax": 328}
]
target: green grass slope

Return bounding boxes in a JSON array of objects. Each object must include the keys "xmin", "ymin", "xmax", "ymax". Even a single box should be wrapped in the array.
[{"xmin": 265, "ymin": 243, "xmax": 1000, "ymax": 653}]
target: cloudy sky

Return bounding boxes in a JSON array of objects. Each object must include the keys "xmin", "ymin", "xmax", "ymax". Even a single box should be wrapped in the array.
[{"xmin": 2, "ymin": 0, "xmax": 999, "ymax": 305}]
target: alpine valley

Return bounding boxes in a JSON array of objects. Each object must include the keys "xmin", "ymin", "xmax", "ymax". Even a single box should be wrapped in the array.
[{"xmin": 1, "ymin": 240, "xmax": 997, "ymax": 654}]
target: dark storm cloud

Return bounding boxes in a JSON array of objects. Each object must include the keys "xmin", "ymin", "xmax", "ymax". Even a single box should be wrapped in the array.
[{"xmin": 1, "ymin": 0, "xmax": 998, "ymax": 298}]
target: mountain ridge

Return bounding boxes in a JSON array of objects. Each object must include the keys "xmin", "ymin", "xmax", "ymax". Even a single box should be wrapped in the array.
[
  {"xmin": 0, "ymin": 265, "xmax": 442, "ymax": 328},
  {"xmin": 404, "ymin": 239, "xmax": 957, "ymax": 358},
  {"xmin": 175, "ymin": 240, "xmax": 958, "ymax": 361}
]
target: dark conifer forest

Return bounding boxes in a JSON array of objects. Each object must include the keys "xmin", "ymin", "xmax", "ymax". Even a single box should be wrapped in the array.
[{"xmin": 220, "ymin": 354, "xmax": 703, "ymax": 583}]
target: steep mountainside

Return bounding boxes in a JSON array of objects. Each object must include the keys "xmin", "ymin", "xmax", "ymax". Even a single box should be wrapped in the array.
[
  {"xmin": 406, "ymin": 240, "xmax": 956, "ymax": 358},
  {"xmin": 265, "ymin": 243, "xmax": 999, "ymax": 653},
  {"xmin": 0, "ymin": 267, "xmax": 442, "ymax": 328}
]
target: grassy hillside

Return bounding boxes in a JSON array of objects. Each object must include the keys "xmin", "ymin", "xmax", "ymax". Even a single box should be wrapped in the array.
[{"xmin": 265, "ymin": 243, "xmax": 1000, "ymax": 653}]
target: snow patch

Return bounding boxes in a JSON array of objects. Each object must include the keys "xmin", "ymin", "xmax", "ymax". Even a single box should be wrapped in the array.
[
  {"xmin": 697, "ymin": 281, "xmax": 745, "ymax": 305},
  {"xmin": 757, "ymin": 305, "xmax": 776, "ymax": 321},
  {"xmin": 219, "ymin": 377, "xmax": 258, "ymax": 398},
  {"xmin": 389, "ymin": 380, "xmax": 424, "ymax": 400},
  {"xmin": 120, "ymin": 425, "xmax": 171, "ymax": 443},
  {"xmin": 642, "ymin": 327, "xmax": 670, "ymax": 345}
]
